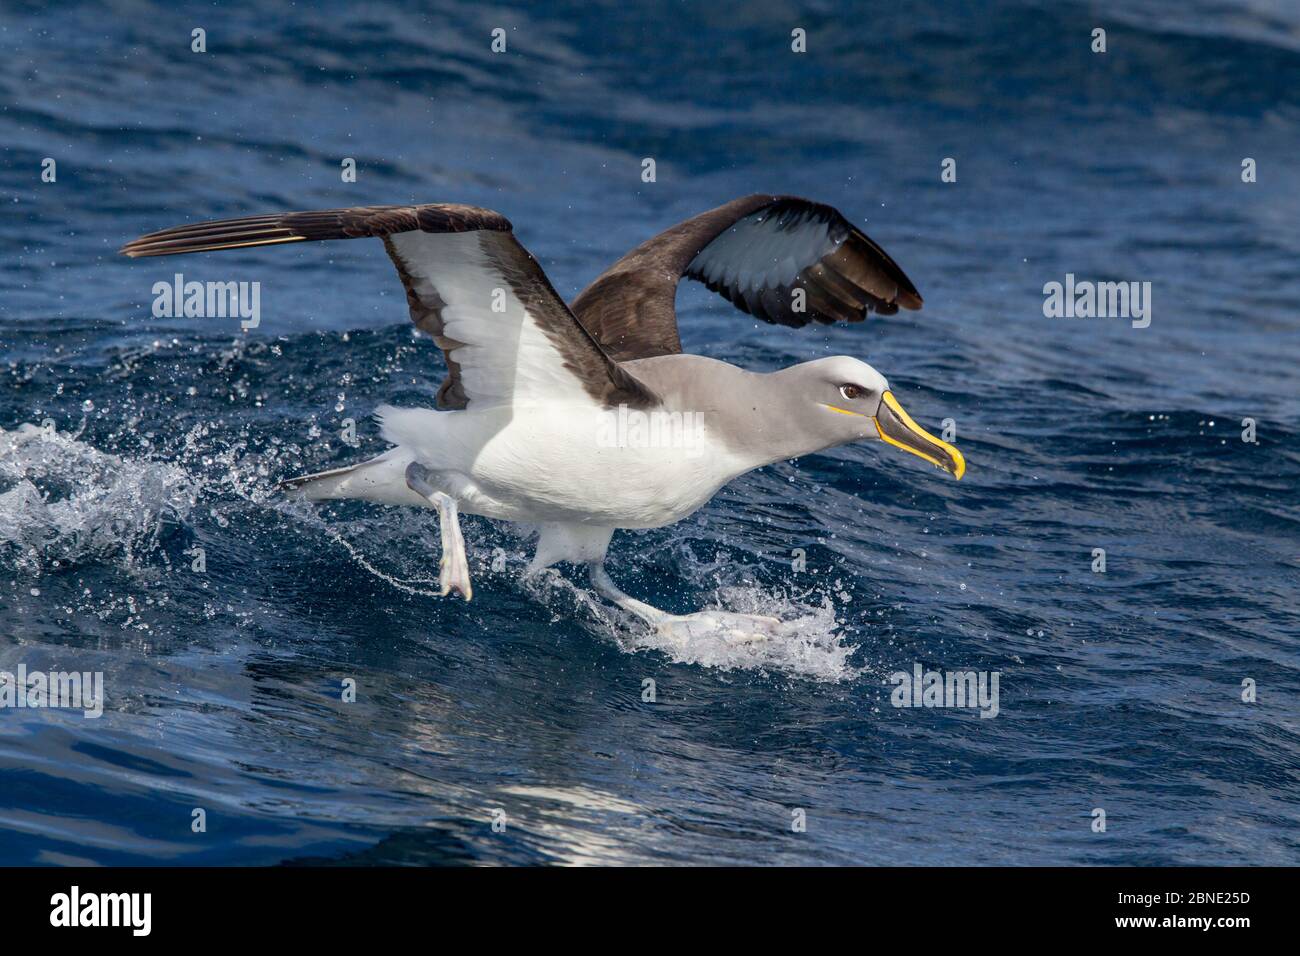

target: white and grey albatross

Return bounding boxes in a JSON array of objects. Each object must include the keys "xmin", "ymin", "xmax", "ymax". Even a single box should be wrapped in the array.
[{"xmin": 122, "ymin": 195, "xmax": 965, "ymax": 642}]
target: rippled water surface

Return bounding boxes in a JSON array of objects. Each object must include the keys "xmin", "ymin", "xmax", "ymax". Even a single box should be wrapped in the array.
[{"xmin": 1, "ymin": 0, "xmax": 1298, "ymax": 865}]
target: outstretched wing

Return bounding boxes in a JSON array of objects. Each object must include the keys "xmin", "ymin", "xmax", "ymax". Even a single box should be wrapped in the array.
[
  {"xmin": 120, "ymin": 204, "xmax": 655, "ymax": 411},
  {"xmin": 570, "ymin": 194, "xmax": 923, "ymax": 362}
]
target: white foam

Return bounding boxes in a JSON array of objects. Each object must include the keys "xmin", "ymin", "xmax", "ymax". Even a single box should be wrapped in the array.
[
  {"xmin": 523, "ymin": 562, "xmax": 860, "ymax": 682},
  {"xmin": 0, "ymin": 424, "xmax": 196, "ymax": 576}
]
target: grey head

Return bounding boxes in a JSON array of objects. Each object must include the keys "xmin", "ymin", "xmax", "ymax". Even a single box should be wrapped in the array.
[
  {"xmin": 765, "ymin": 356, "xmax": 965, "ymax": 478},
  {"xmin": 629, "ymin": 353, "xmax": 965, "ymax": 479}
]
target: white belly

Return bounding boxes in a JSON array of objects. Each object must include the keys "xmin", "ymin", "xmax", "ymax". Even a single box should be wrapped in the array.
[{"xmin": 384, "ymin": 404, "xmax": 746, "ymax": 528}]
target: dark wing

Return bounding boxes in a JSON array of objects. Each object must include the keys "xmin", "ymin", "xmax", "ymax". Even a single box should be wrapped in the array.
[
  {"xmin": 121, "ymin": 204, "xmax": 654, "ymax": 411},
  {"xmin": 570, "ymin": 194, "xmax": 923, "ymax": 362}
]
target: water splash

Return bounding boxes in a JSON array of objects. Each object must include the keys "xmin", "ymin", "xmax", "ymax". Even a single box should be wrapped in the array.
[
  {"xmin": 522, "ymin": 562, "xmax": 859, "ymax": 682},
  {"xmin": 0, "ymin": 423, "xmax": 196, "ymax": 577}
]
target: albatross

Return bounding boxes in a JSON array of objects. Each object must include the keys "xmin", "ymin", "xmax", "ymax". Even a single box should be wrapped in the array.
[{"xmin": 121, "ymin": 195, "xmax": 965, "ymax": 643}]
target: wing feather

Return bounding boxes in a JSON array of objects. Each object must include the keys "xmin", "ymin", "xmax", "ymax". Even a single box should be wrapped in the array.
[
  {"xmin": 121, "ymin": 204, "xmax": 654, "ymax": 411},
  {"xmin": 570, "ymin": 194, "xmax": 922, "ymax": 361}
]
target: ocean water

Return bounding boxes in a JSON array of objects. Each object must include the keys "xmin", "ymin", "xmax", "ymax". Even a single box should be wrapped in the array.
[{"xmin": 1, "ymin": 0, "xmax": 1297, "ymax": 865}]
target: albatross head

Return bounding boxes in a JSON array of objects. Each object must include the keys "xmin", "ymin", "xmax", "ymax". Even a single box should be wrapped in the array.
[{"xmin": 786, "ymin": 356, "xmax": 965, "ymax": 479}]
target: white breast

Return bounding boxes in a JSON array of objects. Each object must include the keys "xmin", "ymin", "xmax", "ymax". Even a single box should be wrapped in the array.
[{"xmin": 444, "ymin": 405, "xmax": 745, "ymax": 528}]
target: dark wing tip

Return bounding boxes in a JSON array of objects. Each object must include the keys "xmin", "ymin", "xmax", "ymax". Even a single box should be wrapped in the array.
[
  {"xmin": 678, "ymin": 196, "xmax": 925, "ymax": 332},
  {"xmin": 763, "ymin": 196, "xmax": 925, "ymax": 312},
  {"xmin": 119, "ymin": 203, "xmax": 512, "ymax": 259},
  {"xmin": 891, "ymin": 264, "xmax": 923, "ymax": 310},
  {"xmin": 119, "ymin": 234, "xmax": 305, "ymax": 258},
  {"xmin": 843, "ymin": 226, "xmax": 923, "ymax": 312}
]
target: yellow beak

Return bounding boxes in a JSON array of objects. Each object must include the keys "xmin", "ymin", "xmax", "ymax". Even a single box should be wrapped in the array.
[{"xmin": 871, "ymin": 391, "xmax": 966, "ymax": 479}]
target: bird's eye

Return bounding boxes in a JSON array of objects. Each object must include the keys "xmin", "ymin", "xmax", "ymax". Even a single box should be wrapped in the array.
[{"xmin": 840, "ymin": 384, "xmax": 864, "ymax": 401}]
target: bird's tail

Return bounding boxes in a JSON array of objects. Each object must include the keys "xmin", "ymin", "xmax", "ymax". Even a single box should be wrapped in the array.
[
  {"xmin": 278, "ymin": 450, "xmax": 423, "ymax": 506},
  {"xmin": 278, "ymin": 462, "xmax": 368, "ymax": 500}
]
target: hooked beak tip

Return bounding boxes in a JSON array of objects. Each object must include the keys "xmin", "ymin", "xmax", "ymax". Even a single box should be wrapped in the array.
[{"xmin": 872, "ymin": 391, "xmax": 966, "ymax": 480}]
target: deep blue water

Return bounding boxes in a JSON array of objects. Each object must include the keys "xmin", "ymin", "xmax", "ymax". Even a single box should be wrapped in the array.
[{"xmin": 1, "ymin": 0, "xmax": 1297, "ymax": 865}]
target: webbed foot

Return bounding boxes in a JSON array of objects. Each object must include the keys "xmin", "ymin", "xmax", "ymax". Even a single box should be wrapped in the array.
[{"xmin": 406, "ymin": 461, "xmax": 472, "ymax": 601}]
